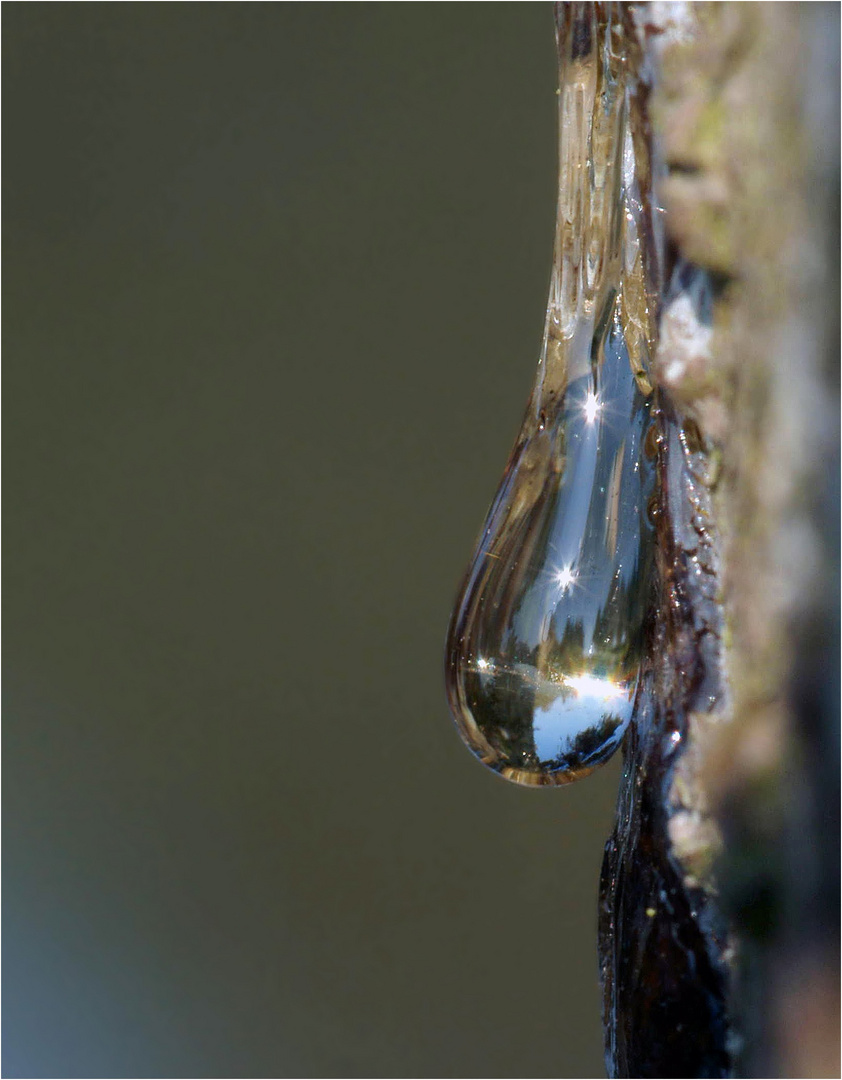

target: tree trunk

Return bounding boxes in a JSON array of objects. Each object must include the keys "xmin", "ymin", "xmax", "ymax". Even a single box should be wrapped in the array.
[{"xmin": 592, "ymin": 4, "xmax": 840, "ymax": 1076}]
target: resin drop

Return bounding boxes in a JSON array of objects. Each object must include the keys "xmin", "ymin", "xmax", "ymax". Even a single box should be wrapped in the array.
[{"xmin": 445, "ymin": 5, "xmax": 659, "ymax": 786}]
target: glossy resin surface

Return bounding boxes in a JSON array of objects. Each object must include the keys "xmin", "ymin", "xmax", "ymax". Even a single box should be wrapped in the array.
[{"xmin": 445, "ymin": 5, "xmax": 658, "ymax": 785}]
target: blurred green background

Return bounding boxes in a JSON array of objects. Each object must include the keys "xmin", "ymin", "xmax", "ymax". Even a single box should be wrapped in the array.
[{"xmin": 4, "ymin": 6, "xmax": 621, "ymax": 1077}]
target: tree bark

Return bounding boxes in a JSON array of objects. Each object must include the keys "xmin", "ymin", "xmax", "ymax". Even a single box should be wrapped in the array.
[{"xmin": 595, "ymin": 4, "xmax": 840, "ymax": 1076}]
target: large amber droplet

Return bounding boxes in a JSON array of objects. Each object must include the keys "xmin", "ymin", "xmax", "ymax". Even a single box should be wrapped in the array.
[{"xmin": 445, "ymin": 5, "xmax": 658, "ymax": 786}]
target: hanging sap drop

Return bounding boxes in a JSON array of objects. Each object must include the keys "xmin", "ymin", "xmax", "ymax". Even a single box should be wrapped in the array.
[
  {"xmin": 445, "ymin": 315, "xmax": 655, "ymax": 786},
  {"xmin": 444, "ymin": 5, "xmax": 659, "ymax": 786}
]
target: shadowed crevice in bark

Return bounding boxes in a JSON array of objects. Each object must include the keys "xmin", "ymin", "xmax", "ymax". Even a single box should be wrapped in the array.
[{"xmin": 599, "ymin": 400, "xmax": 733, "ymax": 1078}]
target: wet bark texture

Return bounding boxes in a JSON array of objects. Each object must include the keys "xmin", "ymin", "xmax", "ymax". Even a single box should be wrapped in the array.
[{"xmin": 595, "ymin": 4, "xmax": 840, "ymax": 1077}]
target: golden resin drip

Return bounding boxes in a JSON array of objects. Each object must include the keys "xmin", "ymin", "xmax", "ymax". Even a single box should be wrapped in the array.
[{"xmin": 445, "ymin": 5, "xmax": 658, "ymax": 786}]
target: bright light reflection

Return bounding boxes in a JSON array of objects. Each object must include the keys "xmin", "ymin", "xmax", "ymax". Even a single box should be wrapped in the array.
[
  {"xmin": 563, "ymin": 673, "xmax": 621, "ymax": 701},
  {"xmin": 476, "ymin": 657, "xmax": 489, "ymax": 671},
  {"xmin": 584, "ymin": 391, "xmax": 601, "ymax": 424},
  {"xmin": 555, "ymin": 565, "xmax": 576, "ymax": 591}
]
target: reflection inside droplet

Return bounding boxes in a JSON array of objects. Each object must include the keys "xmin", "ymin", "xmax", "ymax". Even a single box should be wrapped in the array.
[{"xmin": 532, "ymin": 676, "xmax": 633, "ymax": 765}]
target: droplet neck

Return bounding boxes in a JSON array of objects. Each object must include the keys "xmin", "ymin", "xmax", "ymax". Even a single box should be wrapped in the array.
[
  {"xmin": 534, "ymin": 2, "xmax": 656, "ymax": 417},
  {"xmin": 547, "ymin": 4, "xmax": 627, "ymax": 349}
]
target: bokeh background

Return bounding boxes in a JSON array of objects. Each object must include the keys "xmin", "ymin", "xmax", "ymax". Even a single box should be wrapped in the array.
[{"xmin": 4, "ymin": 6, "xmax": 623, "ymax": 1077}]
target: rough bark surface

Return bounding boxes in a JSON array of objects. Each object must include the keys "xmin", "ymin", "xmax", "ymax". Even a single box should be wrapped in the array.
[{"xmin": 597, "ymin": 4, "xmax": 839, "ymax": 1077}]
